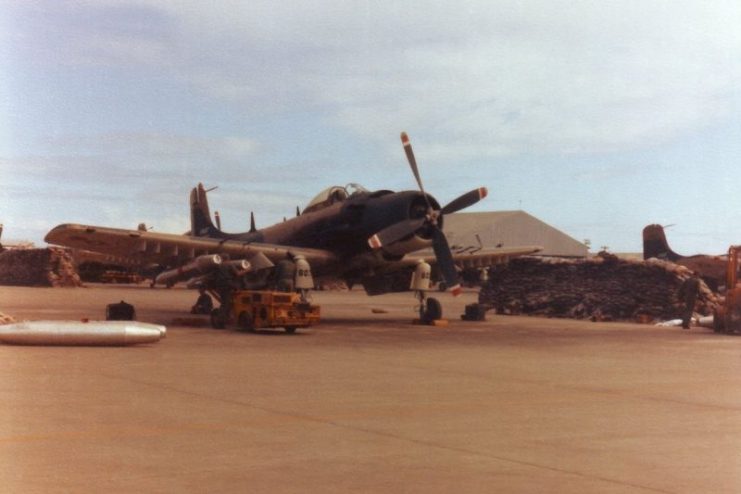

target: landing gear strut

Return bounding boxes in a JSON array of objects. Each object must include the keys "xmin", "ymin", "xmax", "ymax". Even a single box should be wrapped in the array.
[{"xmin": 411, "ymin": 260, "xmax": 445, "ymax": 325}]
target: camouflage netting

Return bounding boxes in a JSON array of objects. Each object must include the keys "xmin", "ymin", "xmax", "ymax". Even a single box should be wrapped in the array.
[
  {"xmin": 479, "ymin": 256, "xmax": 719, "ymax": 322},
  {"xmin": 0, "ymin": 248, "xmax": 82, "ymax": 287}
]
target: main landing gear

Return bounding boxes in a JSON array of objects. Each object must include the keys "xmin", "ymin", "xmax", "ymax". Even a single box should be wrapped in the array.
[
  {"xmin": 411, "ymin": 260, "xmax": 446, "ymax": 326},
  {"xmin": 417, "ymin": 292, "xmax": 443, "ymax": 323}
]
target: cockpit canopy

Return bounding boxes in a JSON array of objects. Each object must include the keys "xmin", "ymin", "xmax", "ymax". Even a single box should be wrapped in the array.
[{"xmin": 303, "ymin": 183, "xmax": 369, "ymax": 214}]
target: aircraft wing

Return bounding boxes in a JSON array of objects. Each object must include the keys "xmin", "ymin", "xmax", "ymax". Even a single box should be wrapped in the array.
[
  {"xmin": 44, "ymin": 223, "xmax": 338, "ymax": 268},
  {"xmin": 386, "ymin": 245, "xmax": 543, "ymax": 272},
  {"xmin": 450, "ymin": 245, "xmax": 542, "ymax": 269}
]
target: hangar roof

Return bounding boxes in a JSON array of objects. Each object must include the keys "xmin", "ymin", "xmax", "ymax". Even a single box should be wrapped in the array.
[{"xmin": 443, "ymin": 210, "xmax": 588, "ymax": 258}]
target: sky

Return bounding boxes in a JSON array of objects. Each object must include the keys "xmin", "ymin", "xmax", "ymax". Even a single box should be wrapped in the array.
[{"xmin": 1, "ymin": 0, "xmax": 741, "ymax": 254}]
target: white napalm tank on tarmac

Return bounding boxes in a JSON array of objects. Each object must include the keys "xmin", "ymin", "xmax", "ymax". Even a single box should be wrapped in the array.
[{"xmin": 0, "ymin": 320, "xmax": 166, "ymax": 346}]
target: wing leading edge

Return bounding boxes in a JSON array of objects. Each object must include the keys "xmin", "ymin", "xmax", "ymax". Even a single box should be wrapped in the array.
[
  {"xmin": 44, "ymin": 223, "xmax": 338, "ymax": 269},
  {"xmin": 384, "ymin": 245, "xmax": 543, "ymax": 273}
]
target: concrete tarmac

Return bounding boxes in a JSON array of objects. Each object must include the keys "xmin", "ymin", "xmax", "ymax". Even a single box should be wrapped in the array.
[{"xmin": 1, "ymin": 284, "xmax": 740, "ymax": 493}]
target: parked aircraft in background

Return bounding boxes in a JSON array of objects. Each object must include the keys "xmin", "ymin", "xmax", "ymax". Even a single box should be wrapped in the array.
[
  {"xmin": 45, "ymin": 133, "xmax": 541, "ymax": 319},
  {"xmin": 642, "ymin": 224, "xmax": 727, "ymax": 291}
]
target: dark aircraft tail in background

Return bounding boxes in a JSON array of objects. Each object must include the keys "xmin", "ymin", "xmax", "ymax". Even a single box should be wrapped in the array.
[
  {"xmin": 642, "ymin": 223, "xmax": 727, "ymax": 291},
  {"xmin": 642, "ymin": 224, "xmax": 682, "ymax": 261},
  {"xmin": 190, "ymin": 183, "xmax": 224, "ymax": 238}
]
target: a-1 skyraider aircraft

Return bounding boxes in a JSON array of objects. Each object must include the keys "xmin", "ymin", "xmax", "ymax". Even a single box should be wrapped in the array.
[{"xmin": 45, "ymin": 133, "xmax": 541, "ymax": 319}]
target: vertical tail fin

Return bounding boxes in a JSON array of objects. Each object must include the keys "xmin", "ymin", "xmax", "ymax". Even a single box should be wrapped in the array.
[
  {"xmin": 249, "ymin": 212, "xmax": 257, "ymax": 233},
  {"xmin": 642, "ymin": 224, "xmax": 682, "ymax": 261},
  {"xmin": 189, "ymin": 183, "xmax": 223, "ymax": 237}
]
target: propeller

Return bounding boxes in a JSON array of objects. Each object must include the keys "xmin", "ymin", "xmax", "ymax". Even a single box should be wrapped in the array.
[{"xmin": 368, "ymin": 132, "xmax": 488, "ymax": 296}]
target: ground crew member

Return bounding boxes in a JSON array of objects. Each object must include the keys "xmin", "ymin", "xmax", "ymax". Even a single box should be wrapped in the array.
[
  {"xmin": 210, "ymin": 265, "xmax": 244, "ymax": 327},
  {"xmin": 678, "ymin": 274, "xmax": 700, "ymax": 329},
  {"xmin": 273, "ymin": 253, "xmax": 296, "ymax": 292},
  {"xmin": 191, "ymin": 288, "xmax": 213, "ymax": 315}
]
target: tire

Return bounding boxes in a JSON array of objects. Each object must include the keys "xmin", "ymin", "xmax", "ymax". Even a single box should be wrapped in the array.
[
  {"xmin": 210, "ymin": 308, "xmax": 226, "ymax": 329},
  {"xmin": 421, "ymin": 297, "xmax": 443, "ymax": 322},
  {"xmin": 284, "ymin": 326, "xmax": 297, "ymax": 334},
  {"xmin": 238, "ymin": 311, "xmax": 255, "ymax": 332}
]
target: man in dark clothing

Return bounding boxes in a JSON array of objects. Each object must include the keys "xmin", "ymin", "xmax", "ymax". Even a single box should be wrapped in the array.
[
  {"xmin": 191, "ymin": 288, "xmax": 213, "ymax": 315},
  {"xmin": 678, "ymin": 274, "xmax": 700, "ymax": 329},
  {"xmin": 273, "ymin": 253, "xmax": 296, "ymax": 292}
]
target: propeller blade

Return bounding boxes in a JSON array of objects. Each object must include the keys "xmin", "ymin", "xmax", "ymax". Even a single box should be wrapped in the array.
[
  {"xmin": 431, "ymin": 228, "xmax": 461, "ymax": 296},
  {"xmin": 441, "ymin": 187, "xmax": 488, "ymax": 215},
  {"xmin": 368, "ymin": 218, "xmax": 427, "ymax": 250},
  {"xmin": 401, "ymin": 132, "xmax": 434, "ymax": 211},
  {"xmin": 401, "ymin": 132, "xmax": 424, "ymax": 193}
]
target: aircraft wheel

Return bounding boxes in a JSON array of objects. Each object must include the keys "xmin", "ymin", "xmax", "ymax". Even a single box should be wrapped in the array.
[
  {"xmin": 210, "ymin": 308, "xmax": 227, "ymax": 329},
  {"xmin": 238, "ymin": 311, "xmax": 255, "ymax": 332},
  {"xmin": 421, "ymin": 297, "xmax": 443, "ymax": 322},
  {"xmin": 284, "ymin": 326, "xmax": 297, "ymax": 334}
]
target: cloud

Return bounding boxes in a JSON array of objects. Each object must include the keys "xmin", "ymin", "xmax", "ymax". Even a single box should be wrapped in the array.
[
  {"xmin": 68, "ymin": 133, "xmax": 261, "ymax": 161},
  {"xmin": 2, "ymin": 131, "xmax": 251, "ymax": 187},
  {"xmin": 172, "ymin": 1, "xmax": 741, "ymax": 159},
  {"xmin": 8, "ymin": 0, "xmax": 741, "ymax": 161},
  {"xmin": 5, "ymin": 0, "xmax": 741, "ymax": 250},
  {"xmin": 0, "ymin": 129, "xmax": 317, "ymax": 240}
]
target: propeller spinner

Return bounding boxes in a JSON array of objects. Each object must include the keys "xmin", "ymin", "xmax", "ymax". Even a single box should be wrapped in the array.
[{"xmin": 368, "ymin": 132, "xmax": 488, "ymax": 296}]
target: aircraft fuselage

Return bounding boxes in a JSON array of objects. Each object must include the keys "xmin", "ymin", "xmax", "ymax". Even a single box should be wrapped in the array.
[{"xmin": 206, "ymin": 190, "xmax": 441, "ymax": 262}]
